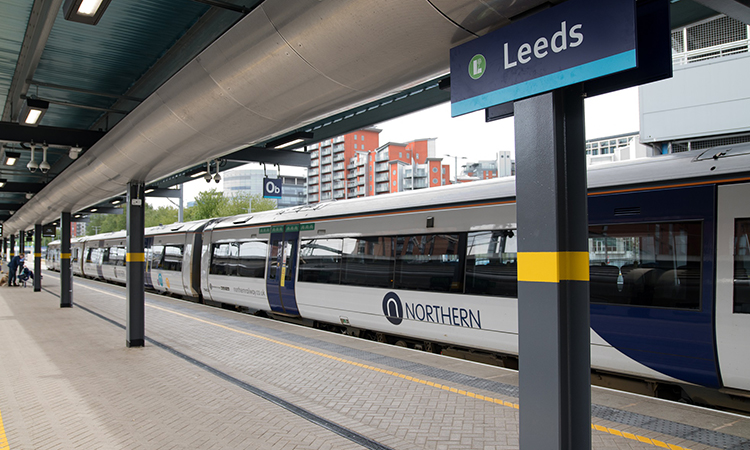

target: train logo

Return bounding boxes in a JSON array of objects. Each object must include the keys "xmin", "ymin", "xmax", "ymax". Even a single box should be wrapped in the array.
[
  {"xmin": 158, "ymin": 273, "xmax": 163, "ymax": 287},
  {"xmin": 382, "ymin": 292, "xmax": 403, "ymax": 325}
]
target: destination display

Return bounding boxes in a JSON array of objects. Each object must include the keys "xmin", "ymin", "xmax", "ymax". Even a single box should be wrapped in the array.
[{"xmin": 450, "ymin": 0, "xmax": 637, "ymax": 117}]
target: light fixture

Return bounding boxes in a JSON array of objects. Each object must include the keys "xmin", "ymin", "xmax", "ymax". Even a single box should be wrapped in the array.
[
  {"xmin": 4, "ymin": 151, "xmax": 20, "ymax": 166},
  {"xmin": 25, "ymin": 193, "xmax": 33, "ymax": 200},
  {"xmin": 62, "ymin": 0, "xmax": 113, "ymax": 25},
  {"xmin": 190, "ymin": 170, "xmax": 207, "ymax": 179},
  {"xmin": 0, "ymin": 179, "xmax": 6, "ymax": 188},
  {"xmin": 144, "ymin": 188, "xmax": 155, "ymax": 194},
  {"xmin": 266, "ymin": 131, "xmax": 314, "ymax": 149},
  {"xmin": 111, "ymin": 199, "xmax": 121, "ymax": 205},
  {"xmin": 213, "ymin": 160, "xmax": 221, "ymax": 183},
  {"xmin": 90, "ymin": 208, "xmax": 98, "ymax": 212},
  {"xmin": 204, "ymin": 161, "xmax": 212, "ymax": 183},
  {"xmin": 39, "ymin": 145, "xmax": 50, "ymax": 173},
  {"xmin": 17, "ymin": 98, "xmax": 49, "ymax": 126},
  {"xmin": 27, "ymin": 146, "xmax": 38, "ymax": 172},
  {"xmin": 69, "ymin": 146, "xmax": 82, "ymax": 159}
]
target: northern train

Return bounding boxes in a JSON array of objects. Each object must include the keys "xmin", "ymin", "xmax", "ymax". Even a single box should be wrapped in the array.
[{"xmin": 45, "ymin": 146, "xmax": 750, "ymax": 412}]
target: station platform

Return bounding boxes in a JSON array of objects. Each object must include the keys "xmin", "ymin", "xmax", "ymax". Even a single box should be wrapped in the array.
[{"xmin": 1, "ymin": 273, "xmax": 750, "ymax": 450}]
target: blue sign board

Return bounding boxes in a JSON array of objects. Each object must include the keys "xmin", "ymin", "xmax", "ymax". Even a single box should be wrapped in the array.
[
  {"xmin": 263, "ymin": 177, "xmax": 282, "ymax": 199},
  {"xmin": 450, "ymin": 0, "xmax": 637, "ymax": 117}
]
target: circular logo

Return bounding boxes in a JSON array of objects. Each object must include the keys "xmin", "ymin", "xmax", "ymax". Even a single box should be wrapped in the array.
[
  {"xmin": 469, "ymin": 54, "xmax": 486, "ymax": 80},
  {"xmin": 382, "ymin": 292, "xmax": 403, "ymax": 325}
]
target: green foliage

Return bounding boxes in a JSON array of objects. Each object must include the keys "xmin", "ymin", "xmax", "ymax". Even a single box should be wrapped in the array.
[
  {"xmin": 183, "ymin": 189, "xmax": 276, "ymax": 221},
  {"xmin": 145, "ymin": 204, "xmax": 179, "ymax": 227},
  {"xmin": 87, "ymin": 203, "xmax": 180, "ymax": 235}
]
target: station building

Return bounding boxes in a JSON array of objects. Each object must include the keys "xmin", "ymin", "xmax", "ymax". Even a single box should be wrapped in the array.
[{"xmin": 223, "ymin": 168, "xmax": 306, "ymax": 209}]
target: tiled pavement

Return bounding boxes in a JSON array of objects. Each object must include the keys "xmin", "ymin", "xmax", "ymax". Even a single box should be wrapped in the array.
[{"xmin": 1, "ymin": 272, "xmax": 749, "ymax": 449}]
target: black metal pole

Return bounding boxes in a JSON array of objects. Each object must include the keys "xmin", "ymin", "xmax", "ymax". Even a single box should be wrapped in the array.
[
  {"xmin": 515, "ymin": 84, "xmax": 591, "ymax": 450},
  {"xmin": 61, "ymin": 212, "xmax": 72, "ymax": 307},
  {"xmin": 126, "ymin": 182, "xmax": 145, "ymax": 347}
]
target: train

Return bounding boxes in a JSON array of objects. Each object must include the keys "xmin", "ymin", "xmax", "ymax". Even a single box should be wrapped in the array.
[{"xmin": 46, "ymin": 146, "xmax": 750, "ymax": 412}]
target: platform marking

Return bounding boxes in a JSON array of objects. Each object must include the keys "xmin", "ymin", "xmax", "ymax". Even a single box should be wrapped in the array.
[
  {"xmin": 0, "ymin": 408, "xmax": 8, "ymax": 450},
  {"xmin": 138, "ymin": 300, "xmax": 691, "ymax": 450}
]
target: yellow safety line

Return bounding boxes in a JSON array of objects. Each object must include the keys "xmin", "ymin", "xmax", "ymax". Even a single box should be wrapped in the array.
[
  {"xmin": 144, "ymin": 302, "xmax": 691, "ymax": 450},
  {"xmin": 0, "ymin": 407, "xmax": 9, "ymax": 450}
]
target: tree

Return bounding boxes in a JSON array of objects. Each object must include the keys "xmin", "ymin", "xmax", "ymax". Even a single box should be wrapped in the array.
[{"xmin": 185, "ymin": 188, "xmax": 227, "ymax": 221}]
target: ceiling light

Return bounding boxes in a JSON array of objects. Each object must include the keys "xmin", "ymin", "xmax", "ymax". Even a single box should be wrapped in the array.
[
  {"xmin": 144, "ymin": 188, "xmax": 155, "ymax": 194},
  {"xmin": 62, "ymin": 0, "xmax": 112, "ymax": 25},
  {"xmin": 90, "ymin": 208, "xmax": 98, "ymax": 212},
  {"xmin": 4, "ymin": 151, "xmax": 20, "ymax": 166},
  {"xmin": 190, "ymin": 170, "xmax": 207, "ymax": 178},
  {"xmin": 0, "ymin": 179, "xmax": 6, "ymax": 188},
  {"xmin": 266, "ymin": 131, "xmax": 314, "ymax": 149},
  {"xmin": 17, "ymin": 98, "xmax": 49, "ymax": 126},
  {"xmin": 111, "ymin": 199, "xmax": 121, "ymax": 205}
]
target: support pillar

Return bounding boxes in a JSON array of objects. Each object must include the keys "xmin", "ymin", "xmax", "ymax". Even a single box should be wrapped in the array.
[
  {"xmin": 9, "ymin": 235, "xmax": 15, "ymax": 261},
  {"xmin": 515, "ymin": 85, "xmax": 590, "ymax": 450},
  {"xmin": 61, "ymin": 212, "xmax": 73, "ymax": 307},
  {"xmin": 126, "ymin": 182, "xmax": 145, "ymax": 347},
  {"xmin": 34, "ymin": 224, "xmax": 42, "ymax": 292}
]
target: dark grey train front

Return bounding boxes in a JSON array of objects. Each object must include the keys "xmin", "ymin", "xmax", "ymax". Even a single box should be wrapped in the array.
[{"xmin": 45, "ymin": 148, "xmax": 750, "ymax": 409}]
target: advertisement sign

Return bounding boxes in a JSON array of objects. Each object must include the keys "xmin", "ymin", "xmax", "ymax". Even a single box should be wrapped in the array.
[{"xmin": 450, "ymin": 0, "xmax": 637, "ymax": 117}]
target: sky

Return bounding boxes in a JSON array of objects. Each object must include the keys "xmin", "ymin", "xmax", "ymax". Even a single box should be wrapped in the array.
[{"xmin": 162, "ymin": 86, "xmax": 640, "ymax": 207}]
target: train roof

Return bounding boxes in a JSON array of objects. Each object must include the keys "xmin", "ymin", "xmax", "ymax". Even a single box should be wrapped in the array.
[
  {"xmin": 144, "ymin": 218, "xmax": 214, "ymax": 236},
  {"xmin": 207, "ymin": 143, "xmax": 750, "ymax": 231}
]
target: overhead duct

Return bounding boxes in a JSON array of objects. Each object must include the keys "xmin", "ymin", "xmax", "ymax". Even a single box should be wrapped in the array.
[{"xmin": 3, "ymin": 0, "xmax": 551, "ymax": 233}]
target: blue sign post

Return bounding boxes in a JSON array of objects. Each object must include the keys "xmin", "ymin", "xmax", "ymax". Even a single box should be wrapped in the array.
[{"xmin": 450, "ymin": 0, "xmax": 637, "ymax": 117}]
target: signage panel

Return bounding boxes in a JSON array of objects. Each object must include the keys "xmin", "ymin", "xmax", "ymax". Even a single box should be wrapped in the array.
[
  {"xmin": 300, "ymin": 223, "xmax": 315, "ymax": 231},
  {"xmin": 263, "ymin": 177, "xmax": 282, "ymax": 199},
  {"xmin": 450, "ymin": 0, "xmax": 637, "ymax": 117}
]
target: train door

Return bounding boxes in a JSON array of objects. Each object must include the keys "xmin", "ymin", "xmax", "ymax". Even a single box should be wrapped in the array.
[
  {"xmin": 716, "ymin": 183, "xmax": 750, "ymax": 391},
  {"xmin": 266, "ymin": 230, "xmax": 300, "ymax": 316}
]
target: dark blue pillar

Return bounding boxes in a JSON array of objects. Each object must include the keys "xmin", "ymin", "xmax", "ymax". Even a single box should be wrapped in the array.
[
  {"xmin": 515, "ymin": 84, "xmax": 591, "ymax": 450},
  {"xmin": 61, "ymin": 212, "xmax": 72, "ymax": 307},
  {"xmin": 34, "ymin": 224, "xmax": 42, "ymax": 292},
  {"xmin": 126, "ymin": 182, "xmax": 145, "ymax": 347}
]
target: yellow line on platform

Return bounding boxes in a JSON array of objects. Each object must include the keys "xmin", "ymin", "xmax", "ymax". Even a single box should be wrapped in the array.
[
  {"xmin": 0, "ymin": 407, "xmax": 9, "ymax": 450},
  {"xmin": 75, "ymin": 282, "xmax": 691, "ymax": 450}
]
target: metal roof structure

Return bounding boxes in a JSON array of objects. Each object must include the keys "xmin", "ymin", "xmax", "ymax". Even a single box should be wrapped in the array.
[{"xmin": 0, "ymin": 0, "xmax": 743, "ymax": 235}]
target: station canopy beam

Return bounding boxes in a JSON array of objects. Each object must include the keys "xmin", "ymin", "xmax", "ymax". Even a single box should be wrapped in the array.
[
  {"xmin": 224, "ymin": 147, "xmax": 311, "ymax": 166},
  {"xmin": 0, "ymin": 122, "xmax": 104, "ymax": 148}
]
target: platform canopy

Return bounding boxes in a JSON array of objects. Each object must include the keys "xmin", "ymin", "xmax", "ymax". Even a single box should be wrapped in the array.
[{"xmin": 0, "ymin": 0, "xmax": 738, "ymax": 233}]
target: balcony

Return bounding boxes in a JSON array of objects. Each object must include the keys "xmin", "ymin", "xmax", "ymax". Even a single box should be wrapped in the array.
[
  {"xmin": 375, "ymin": 152, "xmax": 389, "ymax": 162},
  {"xmin": 357, "ymin": 178, "xmax": 365, "ymax": 185},
  {"xmin": 375, "ymin": 174, "xmax": 389, "ymax": 182},
  {"xmin": 323, "ymin": 139, "xmax": 332, "ymax": 147},
  {"xmin": 321, "ymin": 182, "xmax": 332, "ymax": 191},
  {"xmin": 309, "ymin": 194, "xmax": 319, "ymax": 202},
  {"xmin": 333, "ymin": 162, "xmax": 345, "ymax": 171},
  {"xmin": 308, "ymin": 186, "xmax": 319, "ymax": 194},
  {"xmin": 310, "ymin": 151, "xmax": 319, "ymax": 159},
  {"xmin": 322, "ymin": 164, "xmax": 332, "ymax": 173},
  {"xmin": 307, "ymin": 176, "xmax": 319, "ymax": 185},
  {"xmin": 321, "ymin": 192, "xmax": 332, "ymax": 201},
  {"xmin": 356, "ymin": 168, "xmax": 365, "ymax": 176},
  {"xmin": 321, "ymin": 148, "xmax": 332, "ymax": 156},
  {"xmin": 308, "ymin": 168, "xmax": 319, "ymax": 176},
  {"xmin": 347, "ymin": 180, "xmax": 357, "ymax": 188},
  {"xmin": 375, "ymin": 184, "xmax": 390, "ymax": 193},
  {"xmin": 375, "ymin": 162, "xmax": 389, "ymax": 172},
  {"xmin": 333, "ymin": 180, "xmax": 345, "ymax": 189},
  {"xmin": 334, "ymin": 190, "xmax": 345, "ymax": 199},
  {"xmin": 321, "ymin": 174, "xmax": 332, "ymax": 182},
  {"xmin": 333, "ymin": 136, "xmax": 344, "ymax": 144},
  {"xmin": 333, "ymin": 172, "xmax": 345, "ymax": 180},
  {"xmin": 333, "ymin": 143, "xmax": 345, "ymax": 153},
  {"xmin": 321, "ymin": 156, "xmax": 332, "ymax": 165},
  {"xmin": 309, "ymin": 143, "xmax": 319, "ymax": 150},
  {"xmin": 333, "ymin": 154, "xmax": 345, "ymax": 162},
  {"xmin": 347, "ymin": 170, "xmax": 357, "ymax": 179}
]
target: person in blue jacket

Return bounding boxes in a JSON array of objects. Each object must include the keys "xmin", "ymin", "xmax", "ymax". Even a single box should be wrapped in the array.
[{"xmin": 8, "ymin": 253, "xmax": 24, "ymax": 287}]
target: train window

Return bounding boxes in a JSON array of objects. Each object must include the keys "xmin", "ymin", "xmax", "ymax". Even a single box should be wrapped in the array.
[
  {"xmin": 102, "ymin": 248, "xmax": 110, "ymax": 265},
  {"xmin": 72, "ymin": 248, "xmax": 79, "ymax": 263},
  {"xmin": 268, "ymin": 240, "xmax": 280, "ymax": 280},
  {"xmin": 465, "ymin": 230, "xmax": 518, "ymax": 297},
  {"xmin": 342, "ymin": 237, "xmax": 394, "ymax": 288},
  {"xmin": 588, "ymin": 222, "xmax": 702, "ymax": 309},
  {"xmin": 107, "ymin": 247, "xmax": 126, "ymax": 266},
  {"xmin": 733, "ymin": 219, "xmax": 750, "ymax": 313},
  {"xmin": 394, "ymin": 234, "xmax": 463, "ymax": 293},
  {"xmin": 237, "ymin": 241, "xmax": 267, "ymax": 278},
  {"xmin": 162, "ymin": 245, "xmax": 183, "ymax": 272},
  {"xmin": 151, "ymin": 245, "xmax": 164, "ymax": 269},
  {"xmin": 299, "ymin": 239, "xmax": 343, "ymax": 284},
  {"xmin": 210, "ymin": 243, "xmax": 239, "ymax": 276},
  {"xmin": 85, "ymin": 248, "xmax": 93, "ymax": 263}
]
